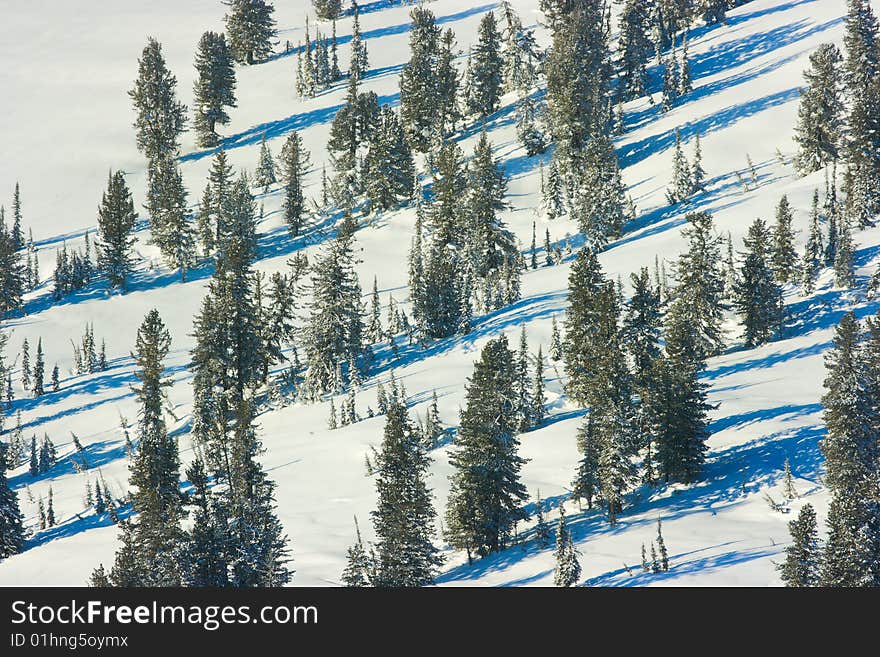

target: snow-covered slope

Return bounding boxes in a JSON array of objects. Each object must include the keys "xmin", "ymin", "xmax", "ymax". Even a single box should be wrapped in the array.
[{"xmin": 0, "ymin": 0, "xmax": 873, "ymax": 586}]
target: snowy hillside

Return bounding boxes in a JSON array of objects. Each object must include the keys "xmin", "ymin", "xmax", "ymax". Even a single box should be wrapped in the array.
[{"xmin": 0, "ymin": 0, "xmax": 875, "ymax": 586}]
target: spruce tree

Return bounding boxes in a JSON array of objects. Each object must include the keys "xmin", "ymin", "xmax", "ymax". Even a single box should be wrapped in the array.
[
  {"xmin": 666, "ymin": 212, "xmax": 725, "ymax": 360},
  {"xmin": 399, "ymin": 7, "xmax": 442, "ymax": 152},
  {"xmin": 666, "ymin": 128, "xmax": 692, "ymax": 204},
  {"xmin": 618, "ymin": 0, "xmax": 652, "ymax": 100},
  {"xmin": 0, "ymin": 415, "xmax": 25, "ymax": 559},
  {"xmin": 341, "ymin": 517, "xmax": 372, "ymax": 586},
  {"xmin": 278, "ymin": 130, "xmax": 311, "ymax": 236},
  {"xmin": 794, "ymin": 43, "xmax": 844, "ymax": 175},
  {"xmin": 371, "ymin": 399, "xmax": 442, "ymax": 587},
  {"xmin": 32, "ymin": 338, "xmax": 44, "ymax": 397},
  {"xmin": 733, "ymin": 218, "xmax": 785, "ymax": 348},
  {"xmin": 552, "ymin": 504, "xmax": 581, "ymax": 587},
  {"xmin": 313, "ymin": 0, "xmax": 342, "ymax": 21},
  {"xmin": 129, "ymin": 38, "xmax": 187, "ymax": 163},
  {"xmin": 146, "ymin": 156, "xmax": 196, "ymax": 280},
  {"xmin": 465, "ymin": 12, "xmax": 503, "ymax": 118},
  {"xmin": 446, "ymin": 336, "xmax": 529, "ymax": 560},
  {"xmin": 779, "ymin": 503, "xmax": 820, "ymax": 587},
  {"xmin": 302, "ymin": 214, "xmax": 365, "ymax": 397},
  {"xmin": 96, "ymin": 171, "xmax": 138, "ymax": 291},
  {"xmin": 771, "ymin": 195, "xmax": 798, "ymax": 284},
  {"xmin": 11, "ymin": 183, "xmax": 23, "ymax": 252},
  {"xmin": 801, "ymin": 191, "xmax": 824, "ymax": 294},
  {"xmin": 363, "ymin": 107, "xmax": 415, "ymax": 212},
  {"xmin": 349, "ymin": 3, "xmax": 368, "ymax": 80},
  {"xmin": 255, "ymin": 134, "xmax": 277, "ymax": 192},
  {"xmin": 224, "ymin": 0, "xmax": 277, "ymax": 65},
  {"xmin": 193, "ymin": 31, "xmax": 237, "ymax": 148},
  {"xmin": 109, "ymin": 310, "xmax": 185, "ymax": 586},
  {"xmin": 833, "ymin": 217, "xmax": 855, "ymax": 289}
]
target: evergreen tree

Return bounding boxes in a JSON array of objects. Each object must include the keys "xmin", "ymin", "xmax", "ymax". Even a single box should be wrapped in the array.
[
  {"xmin": 0, "ymin": 404, "xmax": 25, "ymax": 558},
  {"xmin": 500, "ymin": 1, "xmax": 539, "ymax": 94},
  {"xmin": 146, "ymin": 156, "xmax": 196, "ymax": 280},
  {"xmin": 666, "ymin": 212, "xmax": 725, "ymax": 360},
  {"xmin": 46, "ymin": 487, "xmax": 56, "ymax": 527},
  {"xmin": 32, "ymin": 338, "xmax": 44, "ymax": 397},
  {"xmin": 571, "ymin": 136, "xmax": 627, "ymax": 250},
  {"xmin": 371, "ymin": 399, "xmax": 442, "ymax": 587},
  {"xmin": 666, "ymin": 128, "xmax": 692, "ymax": 204},
  {"xmin": 224, "ymin": 0, "xmax": 277, "ymax": 65},
  {"xmin": 533, "ymin": 490, "xmax": 551, "ymax": 547},
  {"xmin": 0, "ymin": 207, "xmax": 24, "ymax": 315},
  {"xmin": 550, "ymin": 314, "xmax": 562, "ymax": 361},
  {"xmin": 341, "ymin": 517, "xmax": 372, "ymax": 586},
  {"xmin": 819, "ymin": 311, "xmax": 880, "ymax": 586},
  {"xmin": 399, "ymin": 7, "xmax": 442, "ymax": 152},
  {"xmin": 552, "ymin": 504, "xmax": 581, "ymax": 587},
  {"xmin": 465, "ymin": 12, "xmax": 503, "ymax": 118},
  {"xmin": 794, "ymin": 43, "xmax": 844, "ymax": 175},
  {"xmin": 96, "ymin": 172, "xmax": 137, "ymax": 291},
  {"xmin": 109, "ymin": 310, "xmax": 185, "ymax": 586},
  {"xmin": 446, "ymin": 336, "xmax": 529, "ymax": 560},
  {"xmin": 702, "ymin": 0, "xmax": 727, "ymax": 24},
  {"xmin": 11, "ymin": 183, "xmax": 23, "ymax": 252},
  {"xmin": 833, "ymin": 217, "xmax": 855, "ymax": 289},
  {"xmin": 618, "ymin": 0, "xmax": 652, "ymax": 101},
  {"xmin": 691, "ymin": 132, "xmax": 706, "ymax": 193},
  {"xmin": 363, "ymin": 107, "xmax": 415, "ymax": 212},
  {"xmin": 531, "ymin": 346, "xmax": 546, "ymax": 427},
  {"xmin": 771, "ymin": 195, "xmax": 798, "ymax": 284},
  {"xmin": 255, "ymin": 134, "xmax": 277, "ymax": 192},
  {"xmin": 193, "ymin": 31, "xmax": 237, "ymax": 148},
  {"xmin": 302, "ymin": 215, "xmax": 365, "ymax": 397},
  {"xmin": 801, "ymin": 191, "xmax": 824, "ymax": 294},
  {"xmin": 733, "ymin": 218, "xmax": 785, "ymax": 348},
  {"xmin": 129, "ymin": 38, "xmax": 187, "ymax": 163},
  {"xmin": 656, "ymin": 519, "xmax": 669, "ymax": 571},
  {"xmin": 313, "ymin": 0, "xmax": 342, "ymax": 21},
  {"xmin": 779, "ymin": 503, "xmax": 821, "ymax": 587},
  {"xmin": 278, "ymin": 130, "xmax": 312, "ymax": 236},
  {"xmin": 436, "ymin": 29, "xmax": 462, "ymax": 138},
  {"xmin": 349, "ymin": 3, "xmax": 368, "ymax": 80},
  {"xmin": 51, "ymin": 364, "xmax": 59, "ymax": 393}
]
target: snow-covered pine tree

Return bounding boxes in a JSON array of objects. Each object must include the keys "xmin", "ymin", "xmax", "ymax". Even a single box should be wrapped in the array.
[
  {"xmin": 801, "ymin": 191, "xmax": 824, "ymax": 294},
  {"xmin": 733, "ymin": 218, "xmax": 785, "ymax": 348},
  {"xmin": 0, "ymin": 336, "xmax": 24, "ymax": 558},
  {"xmin": 842, "ymin": 0, "xmax": 880, "ymax": 218},
  {"xmin": 302, "ymin": 214, "xmax": 365, "ymax": 397},
  {"xmin": 562, "ymin": 248, "xmax": 611, "ymax": 405},
  {"xmin": 465, "ymin": 12, "xmax": 503, "ymax": 118},
  {"xmin": 0, "ymin": 208, "xmax": 24, "ymax": 316},
  {"xmin": 515, "ymin": 91, "xmax": 547, "ymax": 156},
  {"xmin": 399, "ymin": 7, "xmax": 442, "ymax": 152},
  {"xmin": 701, "ymin": 0, "xmax": 727, "ymax": 25},
  {"xmin": 11, "ymin": 183, "xmax": 23, "ymax": 252},
  {"xmin": 666, "ymin": 128, "xmax": 692, "ymax": 204},
  {"xmin": 819, "ymin": 311, "xmax": 880, "ymax": 586},
  {"xmin": 833, "ymin": 216, "xmax": 855, "ymax": 289},
  {"xmin": 341, "ymin": 517, "xmax": 372, "ymax": 586},
  {"xmin": 313, "ymin": 0, "xmax": 342, "ymax": 21},
  {"xmin": 778, "ymin": 502, "xmax": 820, "ymax": 587},
  {"xmin": 618, "ymin": 0, "xmax": 652, "ymax": 101},
  {"xmin": 771, "ymin": 195, "xmax": 798, "ymax": 284},
  {"xmin": 513, "ymin": 325, "xmax": 534, "ymax": 432},
  {"xmin": 678, "ymin": 33, "xmax": 693, "ymax": 95},
  {"xmin": 690, "ymin": 132, "xmax": 706, "ymax": 193},
  {"xmin": 666, "ymin": 211, "xmax": 725, "ymax": 360},
  {"xmin": 571, "ymin": 135, "xmax": 626, "ymax": 250},
  {"xmin": 32, "ymin": 338, "xmax": 44, "ymax": 397},
  {"xmin": 445, "ymin": 335, "xmax": 529, "ymax": 560},
  {"xmin": 278, "ymin": 130, "xmax": 311, "ymax": 236},
  {"xmin": 349, "ymin": 2, "xmax": 368, "ymax": 80},
  {"xmin": 193, "ymin": 31, "xmax": 237, "ymax": 148},
  {"xmin": 96, "ymin": 171, "xmax": 138, "ymax": 291},
  {"xmin": 465, "ymin": 131, "xmax": 519, "ymax": 311},
  {"xmin": 552, "ymin": 504, "xmax": 581, "ymax": 587},
  {"xmin": 108, "ymin": 310, "xmax": 185, "ymax": 586},
  {"xmin": 129, "ymin": 38, "xmax": 187, "ymax": 164},
  {"xmin": 794, "ymin": 43, "xmax": 844, "ymax": 175},
  {"xmin": 371, "ymin": 398, "xmax": 442, "ymax": 586},
  {"xmin": 533, "ymin": 490, "xmax": 551, "ymax": 547},
  {"xmin": 532, "ymin": 346, "xmax": 546, "ymax": 427},
  {"xmin": 364, "ymin": 106, "xmax": 415, "ymax": 212},
  {"xmin": 145, "ymin": 156, "xmax": 196, "ymax": 280},
  {"xmin": 224, "ymin": 0, "xmax": 276, "ymax": 65},
  {"xmin": 255, "ymin": 134, "xmax": 277, "ymax": 192},
  {"xmin": 543, "ymin": 156, "xmax": 565, "ymax": 220}
]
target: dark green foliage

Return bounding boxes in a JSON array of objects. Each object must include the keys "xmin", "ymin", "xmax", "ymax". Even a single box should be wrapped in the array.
[
  {"xmin": 363, "ymin": 107, "xmax": 415, "ymax": 213},
  {"xmin": 771, "ymin": 195, "xmax": 799, "ymax": 284},
  {"xmin": 465, "ymin": 12, "xmax": 503, "ymax": 118},
  {"xmin": 733, "ymin": 218, "xmax": 785, "ymax": 348},
  {"xmin": 224, "ymin": 0, "xmax": 277, "ymax": 65},
  {"xmin": 145, "ymin": 156, "xmax": 196, "ymax": 279},
  {"xmin": 399, "ymin": 7, "xmax": 442, "ymax": 152},
  {"xmin": 552, "ymin": 504, "xmax": 581, "ymax": 586},
  {"xmin": 96, "ymin": 172, "xmax": 137, "ymax": 291},
  {"xmin": 129, "ymin": 38, "xmax": 187, "ymax": 163},
  {"xmin": 278, "ymin": 131, "xmax": 311, "ymax": 236},
  {"xmin": 794, "ymin": 44, "xmax": 844, "ymax": 175},
  {"xmin": 371, "ymin": 400, "xmax": 442, "ymax": 587},
  {"xmin": 193, "ymin": 31, "xmax": 237, "ymax": 148},
  {"xmin": 446, "ymin": 336, "xmax": 529, "ymax": 560},
  {"xmin": 778, "ymin": 503, "xmax": 821, "ymax": 587}
]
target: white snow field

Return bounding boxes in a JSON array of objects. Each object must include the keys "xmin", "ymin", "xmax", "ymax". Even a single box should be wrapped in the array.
[{"xmin": 0, "ymin": 0, "xmax": 874, "ymax": 586}]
